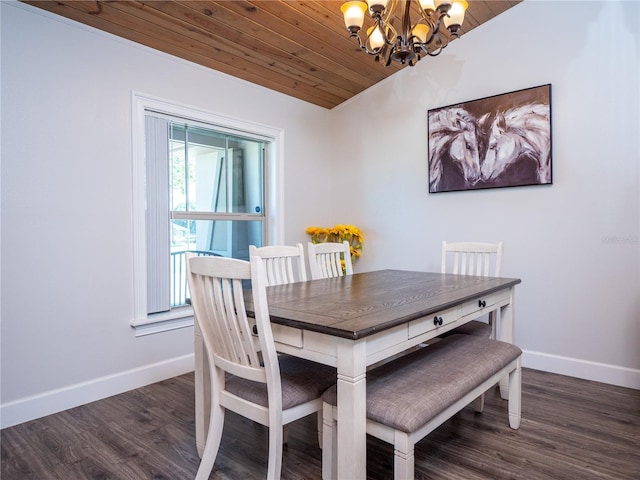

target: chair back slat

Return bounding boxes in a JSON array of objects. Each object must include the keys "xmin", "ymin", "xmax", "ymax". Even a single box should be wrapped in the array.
[
  {"xmin": 187, "ymin": 253, "xmax": 269, "ymax": 383},
  {"xmin": 249, "ymin": 244, "xmax": 307, "ymax": 286},
  {"xmin": 442, "ymin": 241, "xmax": 503, "ymax": 278},
  {"xmin": 308, "ymin": 241, "xmax": 353, "ymax": 280}
]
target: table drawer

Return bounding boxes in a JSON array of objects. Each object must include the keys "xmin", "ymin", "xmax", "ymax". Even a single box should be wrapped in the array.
[
  {"xmin": 408, "ymin": 306, "xmax": 459, "ymax": 338},
  {"xmin": 461, "ymin": 289, "xmax": 511, "ymax": 317},
  {"xmin": 250, "ymin": 319, "xmax": 304, "ymax": 348},
  {"xmin": 272, "ymin": 323, "xmax": 303, "ymax": 348}
]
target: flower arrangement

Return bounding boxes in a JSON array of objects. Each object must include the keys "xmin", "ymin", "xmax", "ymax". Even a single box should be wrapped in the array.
[{"xmin": 305, "ymin": 224, "xmax": 364, "ymax": 271}]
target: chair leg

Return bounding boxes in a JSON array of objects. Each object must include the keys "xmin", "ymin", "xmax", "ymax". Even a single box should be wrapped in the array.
[
  {"xmin": 195, "ymin": 402, "xmax": 225, "ymax": 480},
  {"xmin": 321, "ymin": 403, "xmax": 337, "ymax": 480},
  {"xmin": 267, "ymin": 415, "xmax": 284, "ymax": 480},
  {"xmin": 508, "ymin": 358, "xmax": 522, "ymax": 429}
]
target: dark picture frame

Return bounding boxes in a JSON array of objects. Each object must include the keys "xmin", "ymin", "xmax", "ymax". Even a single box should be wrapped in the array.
[{"xmin": 428, "ymin": 84, "xmax": 552, "ymax": 193}]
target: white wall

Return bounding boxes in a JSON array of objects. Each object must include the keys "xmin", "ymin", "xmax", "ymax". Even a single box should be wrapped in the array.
[
  {"xmin": 1, "ymin": 0, "xmax": 638, "ymax": 429},
  {"xmin": 330, "ymin": 1, "xmax": 640, "ymax": 387},
  {"xmin": 0, "ymin": 1, "xmax": 333, "ymax": 428}
]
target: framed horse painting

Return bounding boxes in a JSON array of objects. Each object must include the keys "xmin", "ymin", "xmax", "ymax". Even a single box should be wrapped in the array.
[{"xmin": 428, "ymin": 84, "xmax": 552, "ymax": 193}]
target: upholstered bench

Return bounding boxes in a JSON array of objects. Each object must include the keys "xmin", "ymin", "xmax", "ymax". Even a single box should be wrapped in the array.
[{"xmin": 321, "ymin": 334, "xmax": 522, "ymax": 480}]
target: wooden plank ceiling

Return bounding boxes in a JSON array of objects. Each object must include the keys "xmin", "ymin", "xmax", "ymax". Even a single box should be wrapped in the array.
[{"xmin": 22, "ymin": 1, "xmax": 521, "ymax": 109}]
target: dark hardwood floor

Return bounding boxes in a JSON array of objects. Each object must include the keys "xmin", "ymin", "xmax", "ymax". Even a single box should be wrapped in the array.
[{"xmin": 2, "ymin": 368, "xmax": 639, "ymax": 479}]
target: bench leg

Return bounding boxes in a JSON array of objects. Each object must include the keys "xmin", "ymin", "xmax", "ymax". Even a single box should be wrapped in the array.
[
  {"xmin": 393, "ymin": 432, "xmax": 414, "ymax": 480},
  {"xmin": 472, "ymin": 393, "xmax": 485, "ymax": 413},
  {"xmin": 508, "ymin": 358, "xmax": 522, "ymax": 429}
]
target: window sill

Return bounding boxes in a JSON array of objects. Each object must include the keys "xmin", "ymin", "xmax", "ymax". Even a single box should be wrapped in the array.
[{"xmin": 130, "ymin": 307, "xmax": 194, "ymax": 337}]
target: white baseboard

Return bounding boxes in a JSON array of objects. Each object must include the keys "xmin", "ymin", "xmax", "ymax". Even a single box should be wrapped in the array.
[
  {"xmin": 0, "ymin": 354, "xmax": 195, "ymax": 429},
  {"xmin": 2, "ymin": 350, "xmax": 637, "ymax": 429},
  {"xmin": 523, "ymin": 349, "xmax": 640, "ymax": 390}
]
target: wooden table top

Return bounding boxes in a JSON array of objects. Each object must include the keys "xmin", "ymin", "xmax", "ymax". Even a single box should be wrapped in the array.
[{"xmin": 251, "ymin": 270, "xmax": 521, "ymax": 340}]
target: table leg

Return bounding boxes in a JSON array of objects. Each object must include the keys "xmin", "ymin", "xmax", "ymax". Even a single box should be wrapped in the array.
[
  {"xmin": 335, "ymin": 339, "xmax": 367, "ymax": 480},
  {"xmin": 499, "ymin": 287, "xmax": 515, "ymax": 399}
]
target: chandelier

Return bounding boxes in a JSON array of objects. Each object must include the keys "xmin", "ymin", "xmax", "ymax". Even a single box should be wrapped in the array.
[{"xmin": 340, "ymin": 0, "xmax": 469, "ymax": 66}]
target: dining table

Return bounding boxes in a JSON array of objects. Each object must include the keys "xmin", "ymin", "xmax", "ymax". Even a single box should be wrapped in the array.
[{"xmin": 194, "ymin": 269, "xmax": 521, "ymax": 479}]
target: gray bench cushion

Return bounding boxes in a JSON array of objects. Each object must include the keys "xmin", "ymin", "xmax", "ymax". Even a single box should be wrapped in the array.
[{"xmin": 322, "ymin": 334, "xmax": 521, "ymax": 433}]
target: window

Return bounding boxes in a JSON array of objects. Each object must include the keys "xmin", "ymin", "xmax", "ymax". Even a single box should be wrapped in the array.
[
  {"xmin": 131, "ymin": 93, "xmax": 284, "ymax": 335},
  {"xmin": 146, "ymin": 117, "xmax": 266, "ymax": 312}
]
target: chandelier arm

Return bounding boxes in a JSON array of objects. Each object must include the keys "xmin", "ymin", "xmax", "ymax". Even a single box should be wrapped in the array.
[
  {"xmin": 377, "ymin": 15, "xmax": 398, "ymax": 47},
  {"xmin": 348, "ymin": 26, "xmax": 388, "ymax": 56},
  {"xmin": 382, "ymin": 0, "xmax": 399, "ymax": 24},
  {"xmin": 416, "ymin": 43, "xmax": 429, "ymax": 55},
  {"xmin": 422, "ymin": 18, "xmax": 453, "ymax": 55},
  {"xmin": 348, "ymin": 31, "xmax": 369, "ymax": 51},
  {"xmin": 425, "ymin": 37, "xmax": 447, "ymax": 56},
  {"xmin": 415, "ymin": 1, "xmax": 443, "ymax": 33},
  {"xmin": 416, "ymin": 1, "xmax": 434, "ymax": 21},
  {"xmin": 374, "ymin": 40, "xmax": 389, "ymax": 65},
  {"xmin": 415, "ymin": 42, "xmax": 440, "ymax": 57}
]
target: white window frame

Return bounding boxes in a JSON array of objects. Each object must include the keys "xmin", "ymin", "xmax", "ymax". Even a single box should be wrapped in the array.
[{"xmin": 130, "ymin": 92, "xmax": 284, "ymax": 336}]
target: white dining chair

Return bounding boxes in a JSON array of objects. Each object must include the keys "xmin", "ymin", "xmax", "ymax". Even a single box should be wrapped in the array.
[
  {"xmin": 439, "ymin": 241, "xmax": 505, "ymax": 412},
  {"xmin": 248, "ymin": 243, "xmax": 311, "ymax": 445},
  {"xmin": 307, "ymin": 241, "xmax": 353, "ymax": 280},
  {"xmin": 441, "ymin": 241, "xmax": 504, "ymax": 339},
  {"xmin": 249, "ymin": 243, "xmax": 307, "ymax": 286},
  {"xmin": 186, "ymin": 253, "xmax": 336, "ymax": 480}
]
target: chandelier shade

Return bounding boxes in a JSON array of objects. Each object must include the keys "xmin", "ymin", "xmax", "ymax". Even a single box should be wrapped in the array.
[{"xmin": 340, "ymin": 0, "xmax": 468, "ymax": 66}]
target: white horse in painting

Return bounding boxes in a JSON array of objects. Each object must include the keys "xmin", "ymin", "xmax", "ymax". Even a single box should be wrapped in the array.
[
  {"xmin": 481, "ymin": 103, "xmax": 551, "ymax": 183},
  {"xmin": 429, "ymin": 107, "xmax": 482, "ymax": 192}
]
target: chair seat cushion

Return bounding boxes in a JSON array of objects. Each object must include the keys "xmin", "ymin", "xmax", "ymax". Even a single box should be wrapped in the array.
[
  {"xmin": 322, "ymin": 335, "xmax": 521, "ymax": 433},
  {"xmin": 227, "ymin": 355, "xmax": 336, "ymax": 409},
  {"xmin": 441, "ymin": 320, "xmax": 492, "ymax": 337}
]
